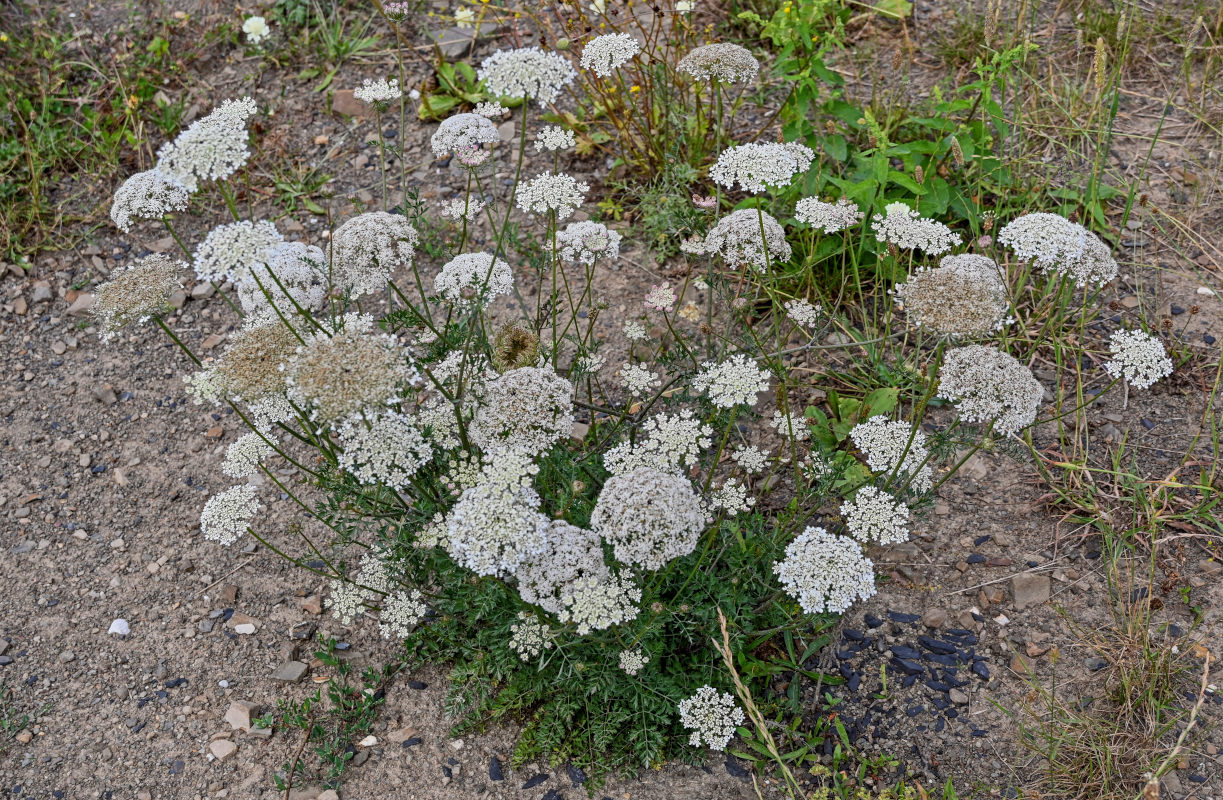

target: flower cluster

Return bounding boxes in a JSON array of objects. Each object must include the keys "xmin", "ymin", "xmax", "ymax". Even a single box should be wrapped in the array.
[
  {"xmin": 732, "ymin": 445, "xmax": 769, "ymax": 473},
  {"xmin": 784, "ymin": 298, "xmax": 822, "ymax": 328},
  {"xmin": 710, "ymin": 142, "xmax": 814, "ymax": 194},
  {"xmin": 997, "ymin": 212, "xmax": 1118, "ymax": 288},
  {"xmin": 558, "ymin": 573, "xmax": 642, "ymax": 635},
  {"xmin": 872, "ymin": 202, "xmax": 962, "ymax": 255},
  {"xmin": 774, "ymin": 526, "xmax": 877, "ymax": 614},
  {"xmin": 516, "ymin": 172, "xmax": 590, "ymax": 219},
  {"xmin": 92, "ymin": 255, "xmax": 184, "ymax": 341},
  {"xmin": 431, "ymin": 112, "xmax": 499, "ymax": 159},
  {"xmin": 619, "ymin": 362, "xmax": 661, "ymax": 397},
  {"xmin": 329, "ymin": 212, "xmax": 419, "ymax": 297},
  {"xmin": 515, "ymin": 520, "xmax": 609, "ymax": 615},
  {"xmin": 192, "ymin": 220, "xmax": 283, "ymax": 283},
  {"xmin": 285, "ymin": 324, "xmax": 413, "ymax": 423},
  {"xmin": 794, "ymin": 196, "xmax": 864, "ymax": 234},
  {"xmin": 643, "ymin": 283, "xmax": 677, "ymax": 312},
  {"xmin": 693, "ymin": 353, "xmax": 770, "ymax": 408},
  {"xmin": 678, "ymin": 686, "xmax": 744, "ymax": 751},
  {"xmin": 848, "ymin": 416, "xmax": 933, "ymax": 491},
  {"xmin": 604, "ymin": 409, "xmax": 712, "ymax": 476},
  {"xmin": 711, "ymin": 479, "xmax": 754, "ymax": 516},
  {"xmin": 938, "ymin": 345, "xmax": 1043, "ymax": 434},
  {"xmin": 677, "ymin": 43, "xmax": 759, "ymax": 84},
  {"xmin": 446, "ymin": 454, "xmax": 550, "ymax": 577},
  {"xmin": 842, "ymin": 486, "xmax": 911, "ymax": 545},
  {"xmin": 110, "ymin": 169, "xmax": 190, "ymax": 232},
  {"xmin": 155, "ymin": 97, "xmax": 258, "ymax": 191},
  {"xmin": 353, "ymin": 78, "xmax": 402, "ymax": 105},
  {"xmin": 211, "ymin": 321, "xmax": 300, "ymax": 402},
  {"xmin": 771, "ymin": 409, "xmax": 810, "ymax": 442},
  {"xmin": 237, "ymin": 241, "xmax": 329, "ymax": 325},
  {"xmin": 619, "ymin": 647, "xmax": 650, "ymax": 676},
  {"xmin": 556, "ymin": 220, "xmax": 621, "ymax": 265},
  {"xmin": 379, "ymin": 590, "xmax": 426, "ymax": 639},
  {"xmin": 471, "ymin": 367, "xmax": 575, "ymax": 455},
  {"xmin": 222, "ymin": 432, "xmax": 275, "ymax": 478},
  {"xmin": 336, "ymin": 412, "xmax": 433, "ymax": 491},
  {"xmin": 535, "ymin": 125, "xmax": 575, "ymax": 152},
  {"xmin": 509, "ymin": 611, "xmax": 554, "ymax": 660},
  {"xmin": 592, "ymin": 467, "xmax": 707, "ymax": 570},
  {"xmin": 892, "ymin": 253, "xmax": 1010, "ymax": 338},
  {"xmin": 200, "ymin": 485, "xmax": 260, "ymax": 546},
  {"xmin": 439, "ymin": 196, "xmax": 487, "ymax": 222},
  {"xmin": 479, "ymin": 47, "xmax": 576, "ymax": 106},
  {"xmin": 434, "ymin": 252, "xmax": 514, "ymax": 310},
  {"xmin": 1103, "ymin": 329, "xmax": 1173, "ymax": 389},
  {"xmin": 701, "ymin": 208, "xmax": 792, "ymax": 271},
  {"xmin": 580, "ymin": 33, "xmax": 641, "ymax": 77}
]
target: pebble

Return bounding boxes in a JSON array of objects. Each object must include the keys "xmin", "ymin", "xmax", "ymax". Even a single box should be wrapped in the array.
[
  {"xmin": 489, "ymin": 757, "xmax": 504, "ymax": 781},
  {"xmin": 234, "ymin": 623, "xmax": 256, "ymax": 635},
  {"xmin": 209, "ymin": 740, "xmax": 237, "ymax": 761},
  {"xmin": 921, "ymin": 608, "xmax": 948, "ymax": 629},
  {"xmin": 107, "ymin": 619, "xmax": 131, "ymax": 636},
  {"xmin": 58, "ymin": 650, "xmax": 75, "ymax": 663},
  {"xmin": 224, "ymin": 701, "xmax": 256, "ymax": 731},
  {"xmin": 523, "ymin": 773, "xmax": 549, "ymax": 789},
  {"xmin": 1011, "ymin": 573, "xmax": 1050, "ymax": 611},
  {"xmin": 949, "ymin": 689, "xmax": 969, "ymax": 705},
  {"xmin": 270, "ymin": 661, "xmax": 308, "ymax": 683}
]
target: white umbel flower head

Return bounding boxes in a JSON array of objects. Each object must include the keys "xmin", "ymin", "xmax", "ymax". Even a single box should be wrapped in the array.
[
  {"xmin": 732, "ymin": 445, "xmax": 769, "ymax": 473},
  {"xmin": 285, "ymin": 324, "xmax": 413, "ymax": 423},
  {"xmin": 243, "ymin": 15, "xmax": 270, "ymax": 43},
  {"xmin": 558, "ymin": 572, "xmax": 642, "ymax": 634},
  {"xmin": 591, "ymin": 467, "xmax": 707, "ymax": 570},
  {"xmin": 478, "ymin": 47, "xmax": 577, "ymax": 105},
  {"xmin": 516, "ymin": 172, "xmax": 590, "ymax": 220},
  {"xmin": 873, "ymin": 202, "xmax": 962, "ymax": 255},
  {"xmin": 155, "ymin": 97, "xmax": 258, "ymax": 192},
  {"xmin": 849, "ymin": 416, "xmax": 933, "ymax": 491},
  {"xmin": 603, "ymin": 409, "xmax": 712, "ymax": 476},
  {"xmin": 678, "ymin": 686, "xmax": 745, "ymax": 751},
  {"xmin": 1103, "ymin": 329, "xmax": 1172, "ymax": 389},
  {"xmin": 619, "ymin": 362, "xmax": 661, "ymax": 397},
  {"xmin": 842, "ymin": 486, "xmax": 911, "ymax": 545},
  {"xmin": 703, "ymin": 208, "xmax": 792, "ymax": 271},
  {"xmin": 892, "ymin": 253, "xmax": 1010, "ymax": 338},
  {"xmin": 773, "ymin": 526, "xmax": 876, "ymax": 614},
  {"xmin": 92, "ymin": 254, "xmax": 184, "ymax": 341},
  {"xmin": 192, "ymin": 220, "xmax": 284, "ymax": 283},
  {"xmin": 677, "ymin": 43, "xmax": 760, "ymax": 83},
  {"xmin": 329, "ymin": 211, "xmax": 419, "ymax": 297},
  {"xmin": 353, "ymin": 78, "xmax": 402, "ymax": 105},
  {"xmin": 431, "ymin": 112, "xmax": 499, "ymax": 159},
  {"xmin": 693, "ymin": 353, "xmax": 770, "ymax": 408},
  {"xmin": 328, "ymin": 579, "xmax": 367, "ymax": 625},
  {"xmin": 446, "ymin": 464, "xmax": 550, "ymax": 577},
  {"xmin": 336, "ymin": 411, "xmax": 433, "ymax": 491},
  {"xmin": 439, "ymin": 197, "xmax": 486, "ymax": 222},
  {"xmin": 794, "ymin": 196, "xmax": 864, "ymax": 234},
  {"xmin": 535, "ymin": 125, "xmax": 576, "ymax": 152},
  {"xmin": 510, "ymin": 611, "xmax": 554, "ymax": 660},
  {"xmin": 434, "ymin": 252, "xmax": 513, "ymax": 310},
  {"xmin": 619, "ymin": 647, "xmax": 650, "ymax": 676},
  {"xmin": 236, "ymin": 241, "xmax": 329, "ymax": 325},
  {"xmin": 938, "ymin": 345, "xmax": 1043, "ymax": 434},
  {"xmin": 711, "ymin": 478, "xmax": 755, "ymax": 516},
  {"xmin": 110, "ymin": 169, "xmax": 190, "ymax": 232},
  {"xmin": 997, "ymin": 212, "xmax": 1118, "ymax": 288},
  {"xmin": 223, "ymin": 431, "xmax": 275, "ymax": 478},
  {"xmin": 471, "ymin": 367, "xmax": 575, "ymax": 455},
  {"xmin": 710, "ymin": 142, "xmax": 814, "ymax": 195},
  {"xmin": 515, "ymin": 520, "xmax": 609, "ymax": 615},
  {"xmin": 213, "ymin": 322, "xmax": 301, "ymax": 402},
  {"xmin": 200, "ymin": 485, "xmax": 260, "ymax": 546},
  {"xmin": 580, "ymin": 33, "xmax": 641, "ymax": 77},
  {"xmin": 556, "ymin": 220, "xmax": 621, "ymax": 265},
  {"xmin": 378, "ymin": 590, "xmax": 426, "ymax": 639},
  {"xmin": 784, "ymin": 298, "xmax": 822, "ymax": 328}
]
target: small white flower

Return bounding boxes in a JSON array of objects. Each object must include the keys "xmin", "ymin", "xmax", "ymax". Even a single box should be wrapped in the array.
[
  {"xmin": 842, "ymin": 486, "xmax": 910, "ymax": 545},
  {"xmin": 223, "ymin": 432, "xmax": 275, "ymax": 478},
  {"xmin": 774, "ymin": 526, "xmax": 876, "ymax": 614},
  {"xmin": 535, "ymin": 125, "xmax": 575, "ymax": 153},
  {"xmin": 580, "ymin": 33, "xmax": 641, "ymax": 78},
  {"xmin": 509, "ymin": 611, "xmax": 553, "ymax": 660},
  {"xmin": 619, "ymin": 362, "xmax": 661, "ymax": 397},
  {"xmin": 712, "ymin": 478, "xmax": 755, "ymax": 516},
  {"xmin": 516, "ymin": 172, "xmax": 589, "ymax": 219},
  {"xmin": 784, "ymin": 298, "xmax": 822, "ymax": 328},
  {"xmin": 710, "ymin": 142, "xmax": 814, "ymax": 195},
  {"xmin": 242, "ymin": 15, "xmax": 270, "ymax": 44},
  {"xmin": 678, "ymin": 686, "xmax": 744, "ymax": 751},
  {"xmin": 794, "ymin": 196, "xmax": 864, "ymax": 234},
  {"xmin": 1104, "ymin": 329, "xmax": 1172, "ymax": 389},
  {"xmin": 200, "ymin": 485, "xmax": 260, "ymax": 546},
  {"xmin": 693, "ymin": 353, "xmax": 770, "ymax": 408},
  {"xmin": 379, "ymin": 590, "xmax": 427, "ymax": 639},
  {"xmin": 619, "ymin": 647, "xmax": 650, "ymax": 676},
  {"xmin": 623, "ymin": 320, "xmax": 648, "ymax": 341},
  {"xmin": 479, "ymin": 47, "xmax": 577, "ymax": 106},
  {"xmin": 872, "ymin": 202, "xmax": 961, "ymax": 256},
  {"xmin": 732, "ymin": 445, "xmax": 769, "ymax": 473},
  {"xmin": 354, "ymin": 78, "xmax": 402, "ymax": 105}
]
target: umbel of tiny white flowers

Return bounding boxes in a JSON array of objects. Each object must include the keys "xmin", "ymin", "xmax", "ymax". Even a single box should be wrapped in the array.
[
  {"xmin": 701, "ymin": 208, "xmax": 792, "ymax": 272},
  {"xmin": 937, "ymin": 345, "xmax": 1043, "ymax": 435},
  {"xmin": 110, "ymin": 169, "xmax": 190, "ymax": 232},
  {"xmin": 891, "ymin": 253, "xmax": 1011, "ymax": 338},
  {"xmin": 353, "ymin": 77, "xmax": 402, "ymax": 108},
  {"xmin": 516, "ymin": 172, "xmax": 590, "ymax": 220},
  {"xmin": 329, "ymin": 212, "xmax": 419, "ymax": 298},
  {"xmin": 92, "ymin": 254, "xmax": 184, "ymax": 341},
  {"xmin": 678, "ymin": 686, "xmax": 745, "ymax": 751},
  {"xmin": 1103, "ymin": 329, "xmax": 1172, "ymax": 409},
  {"xmin": 431, "ymin": 112, "xmax": 499, "ymax": 159},
  {"xmin": 872, "ymin": 201, "xmax": 961, "ymax": 255},
  {"xmin": 155, "ymin": 97, "xmax": 258, "ymax": 192},
  {"xmin": 997, "ymin": 211, "xmax": 1119, "ymax": 288},
  {"xmin": 677, "ymin": 43, "xmax": 760, "ymax": 84},
  {"xmin": 192, "ymin": 219, "xmax": 284, "ymax": 284},
  {"xmin": 580, "ymin": 32, "xmax": 642, "ymax": 78},
  {"xmin": 710, "ymin": 141, "xmax": 815, "ymax": 195},
  {"xmin": 478, "ymin": 47, "xmax": 577, "ymax": 106},
  {"xmin": 774, "ymin": 526, "xmax": 877, "ymax": 614},
  {"xmin": 794, "ymin": 196, "xmax": 864, "ymax": 234}
]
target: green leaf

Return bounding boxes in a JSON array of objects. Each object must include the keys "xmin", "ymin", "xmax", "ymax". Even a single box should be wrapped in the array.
[
  {"xmin": 821, "ymin": 134, "xmax": 847, "ymax": 161},
  {"xmin": 866, "ymin": 0, "xmax": 913, "ymax": 18}
]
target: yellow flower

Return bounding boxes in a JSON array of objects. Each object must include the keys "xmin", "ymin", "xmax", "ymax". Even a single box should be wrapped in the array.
[
  {"xmin": 0, "ymin": 32, "xmax": 8, "ymax": 42},
  {"xmin": 629, "ymin": 85, "xmax": 640, "ymax": 93},
  {"xmin": 126, "ymin": 94, "xmax": 140, "ymax": 110}
]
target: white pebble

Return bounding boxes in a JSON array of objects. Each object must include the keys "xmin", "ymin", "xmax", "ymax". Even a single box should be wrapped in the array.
[
  {"xmin": 1197, "ymin": 286, "xmax": 1216, "ymax": 296},
  {"xmin": 234, "ymin": 623, "xmax": 256, "ymax": 635},
  {"xmin": 108, "ymin": 618, "xmax": 131, "ymax": 636}
]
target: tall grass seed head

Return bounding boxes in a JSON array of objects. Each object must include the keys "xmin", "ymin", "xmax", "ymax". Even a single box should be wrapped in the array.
[
  {"xmin": 110, "ymin": 169, "xmax": 190, "ymax": 232},
  {"xmin": 678, "ymin": 686, "xmax": 745, "ymax": 751},
  {"xmin": 773, "ymin": 526, "xmax": 877, "ymax": 614},
  {"xmin": 591, "ymin": 467, "xmax": 708, "ymax": 570},
  {"xmin": 892, "ymin": 253, "xmax": 1010, "ymax": 338},
  {"xmin": 515, "ymin": 520, "xmax": 610, "ymax": 615},
  {"xmin": 329, "ymin": 211, "xmax": 419, "ymax": 297},
  {"xmin": 848, "ymin": 415, "xmax": 933, "ymax": 491},
  {"xmin": 996, "ymin": 212, "xmax": 1118, "ymax": 288},
  {"xmin": 200, "ymin": 484, "xmax": 260, "ymax": 546},
  {"xmin": 516, "ymin": 172, "xmax": 590, "ymax": 220},
  {"xmin": 434, "ymin": 252, "xmax": 513, "ymax": 310},
  {"xmin": 580, "ymin": 32, "xmax": 641, "ymax": 77},
  {"xmin": 702, "ymin": 208, "xmax": 792, "ymax": 272},
  {"xmin": 431, "ymin": 112, "xmax": 499, "ymax": 159},
  {"xmin": 794, "ymin": 196, "xmax": 864, "ymax": 234},
  {"xmin": 192, "ymin": 220, "xmax": 284, "ymax": 284},
  {"xmin": 842, "ymin": 486, "xmax": 911, "ymax": 545},
  {"xmin": 556, "ymin": 220, "xmax": 621, "ymax": 265},
  {"xmin": 1103, "ymin": 329, "xmax": 1172, "ymax": 389},
  {"xmin": 93, "ymin": 254, "xmax": 184, "ymax": 341},
  {"xmin": 710, "ymin": 141, "xmax": 814, "ymax": 194},
  {"xmin": 285, "ymin": 326, "xmax": 414, "ymax": 423},
  {"xmin": 155, "ymin": 97, "xmax": 258, "ymax": 192},
  {"xmin": 336, "ymin": 411, "xmax": 433, "ymax": 491},
  {"xmin": 677, "ymin": 43, "xmax": 760, "ymax": 84},
  {"xmin": 693, "ymin": 353, "xmax": 770, "ymax": 408},
  {"xmin": 478, "ymin": 47, "xmax": 577, "ymax": 106},
  {"xmin": 471, "ymin": 366, "xmax": 575, "ymax": 455},
  {"xmin": 872, "ymin": 202, "xmax": 962, "ymax": 255},
  {"xmin": 938, "ymin": 345, "xmax": 1043, "ymax": 434}
]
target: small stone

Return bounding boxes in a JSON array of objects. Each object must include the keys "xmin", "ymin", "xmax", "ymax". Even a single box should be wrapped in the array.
[
  {"xmin": 1198, "ymin": 559, "xmax": 1222, "ymax": 577},
  {"xmin": 1009, "ymin": 654, "xmax": 1031, "ymax": 675},
  {"xmin": 1011, "ymin": 573, "xmax": 1050, "ymax": 611},
  {"xmin": 224, "ymin": 701, "xmax": 256, "ymax": 731},
  {"xmin": 489, "ymin": 757, "xmax": 504, "ymax": 781},
  {"xmin": 209, "ymin": 740, "xmax": 237, "ymax": 761},
  {"xmin": 66, "ymin": 293, "xmax": 95, "ymax": 315},
  {"xmin": 31, "ymin": 281, "xmax": 53, "ymax": 303},
  {"xmin": 949, "ymin": 688, "xmax": 969, "ymax": 705},
  {"xmin": 58, "ymin": 650, "xmax": 75, "ymax": 663},
  {"xmin": 1025, "ymin": 641, "xmax": 1049, "ymax": 658},
  {"xmin": 12, "ymin": 297, "xmax": 27, "ymax": 315},
  {"xmin": 332, "ymin": 89, "xmax": 373, "ymax": 118},
  {"xmin": 921, "ymin": 608, "xmax": 948, "ymax": 629},
  {"xmin": 359, "ymin": 735, "xmax": 377, "ymax": 747},
  {"xmin": 108, "ymin": 618, "xmax": 131, "ymax": 636},
  {"xmin": 234, "ymin": 623, "xmax": 256, "ymax": 635},
  {"xmin": 497, "ymin": 121, "xmax": 516, "ymax": 143},
  {"xmin": 191, "ymin": 282, "xmax": 216, "ymax": 300},
  {"xmin": 16, "ymin": 730, "xmax": 33, "ymax": 744},
  {"xmin": 270, "ymin": 661, "xmax": 308, "ymax": 682},
  {"xmin": 300, "ymin": 596, "xmax": 323, "ymax": 615},
  {"xmin": 318, "ymin": 792, "xmax": 340, "ymax": 800}
]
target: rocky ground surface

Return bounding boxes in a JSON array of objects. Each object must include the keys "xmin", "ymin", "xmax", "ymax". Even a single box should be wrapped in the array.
[{"xmin": 3, "ymin": 1, "xmax": 1223, "ymax": 799}]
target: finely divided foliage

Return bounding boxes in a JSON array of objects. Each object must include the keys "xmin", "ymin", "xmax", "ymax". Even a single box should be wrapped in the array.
[{"xmin": 97, "ymin": 24, "xmax": 1164, "ymax": 781}]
